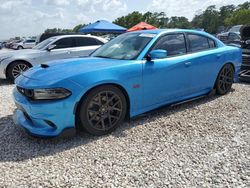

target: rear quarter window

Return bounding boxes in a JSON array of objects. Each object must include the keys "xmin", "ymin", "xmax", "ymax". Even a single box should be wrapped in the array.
[{"xmin": 188, "ymin": 34, "xmax": 209, "ymax": 52}]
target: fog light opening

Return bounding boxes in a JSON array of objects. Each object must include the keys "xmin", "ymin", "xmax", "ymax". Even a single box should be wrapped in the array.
[{"xmin": 44, "ymin": 120, "xmax": 57, "ymax": 129}]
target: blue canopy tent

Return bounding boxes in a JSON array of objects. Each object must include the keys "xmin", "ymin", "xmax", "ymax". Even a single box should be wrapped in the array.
[{"xmin": 79, "ymin": 20, "xmax": 127, "ymax": 33}]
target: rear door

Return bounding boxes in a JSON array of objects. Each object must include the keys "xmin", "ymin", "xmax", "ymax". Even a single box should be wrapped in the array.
[
  {"xmin": 72, "ymin": 37, "xmax": 104, "ymax": 57},
  {"xmin": 185, "ymin": 33, "xmax": 223, "ymax": 93},
  {"xmin": 24, "ymin": 39, "xmax": 36, "ymax": 48}
]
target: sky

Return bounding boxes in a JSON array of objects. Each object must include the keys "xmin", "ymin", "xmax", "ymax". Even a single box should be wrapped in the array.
[{"xmin": 0, "ymin": 0, "xmax": 247, "ymax": 40}]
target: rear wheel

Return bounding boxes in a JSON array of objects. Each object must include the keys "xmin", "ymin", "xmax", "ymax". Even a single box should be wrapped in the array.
[
  {"xmin": 79, "ymin": 85, "xmax": 127, "ymax": 136},
  {"xmin": 215, "ymin": 64, "xmax": 234, "ymax": 95},
  {"xmin": 17, "ymin": 46, "xmax": 23, "ymax": 50},
  {"xmin": 7, "ymin": 61, "xmax": 31, "ymax": 81}
]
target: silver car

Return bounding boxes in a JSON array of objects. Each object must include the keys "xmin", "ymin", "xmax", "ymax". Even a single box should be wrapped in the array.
[
  {"xmin": 0, "ymin": 35, "xmax": 107, "ymax": 81},
  {"xmin": 12, "ymin": 38, "xmax": 36, "ymax": 50}
]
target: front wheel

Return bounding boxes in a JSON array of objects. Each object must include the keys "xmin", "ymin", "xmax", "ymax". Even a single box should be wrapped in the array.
[
  {"xmin": 79, "ymin": 85, "xmax": 127, "ymax": 136},
  {"xmin": 7, "ymin": 61, "xmax": 31, "ymax": 81},
  {"xmin": 215, "ymin": 64, "xmax": 234, "ymax": 95}
]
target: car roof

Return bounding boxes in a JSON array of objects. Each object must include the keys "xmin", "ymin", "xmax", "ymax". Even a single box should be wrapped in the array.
[
  {"xmin": 130, "ymin": 29, "xmax": 213, "ymax": 36},
  {"xmin": 130, "ymin": 29, "xmax": 219, "ymax": 41},
  {"xmin": 52, "ymin": 34, "xmax": 101, "ymax": 39},
  {"xmin": 50, "ymin": 34, "xmax": 107, "ymax": 42}
]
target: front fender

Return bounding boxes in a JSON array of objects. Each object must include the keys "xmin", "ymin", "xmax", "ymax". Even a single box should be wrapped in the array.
[{"xmin": 70, "ymin": 63, "xmax": 143, "ymax": 117}]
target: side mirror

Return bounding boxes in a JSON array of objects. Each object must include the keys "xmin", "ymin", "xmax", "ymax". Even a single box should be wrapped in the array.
[
  {"xmin": 147, "ymin": 49, "xmax": 168, "ymax": 61},
  {"xmin": 47, "ymin": 44, "xmax": 57, "ymax": 51}
]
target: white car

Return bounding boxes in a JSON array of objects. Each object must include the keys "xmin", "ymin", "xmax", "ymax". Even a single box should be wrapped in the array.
[
  {"xmin": 12, "ymin": 39, "xmax": 36, "ymax": 50},
  {"xmin": 0, "ymin": 35, "xmax": 107, "ymax": 81}
]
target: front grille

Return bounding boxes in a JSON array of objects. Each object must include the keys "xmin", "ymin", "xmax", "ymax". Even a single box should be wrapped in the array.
[
  {"xmin": 17, "ymin": 86, "xmax": 34, "ymax": 99},
  {"xmin": 242, "ymin": 55, "xmax": 250, "ymax": 65}
]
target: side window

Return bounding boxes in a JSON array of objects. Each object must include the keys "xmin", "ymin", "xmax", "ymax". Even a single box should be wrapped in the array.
[
  {"xmin": 54, "ymin": 38, "xmax": 75, "ymax": 49},
  {"xmin": 153, "ymin": 34, "xmax": 187, "ymax": 56},
  {"xmin": 228, "ymin": 33, "xmax": 240, "ymax": 41},
  {"xmin": 75, "ymin": 37, "xmax": 102, "ymax": 47},
  {"xmin": 208, "ymin": 38, "xmax": 216, "ymax": 48},
  {"xmin": 188, "ymin": 34, "xmax": 210, "ymax": 52},
  {"xmin": 26, "ymin": 39, "xmax": 35, "ymax": 43}
]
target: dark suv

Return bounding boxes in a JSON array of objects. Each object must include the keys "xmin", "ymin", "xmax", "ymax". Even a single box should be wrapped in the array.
[{"xmin": 240, "ymin": 26, "xmax": 250, "ymax": 82}]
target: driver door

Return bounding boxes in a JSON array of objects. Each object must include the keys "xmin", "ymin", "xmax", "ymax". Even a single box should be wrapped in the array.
[
  {"xmin": 39, "ymin": 37, "xmax": 77, "ymax": 64},
  {"xmin": 143, "ymin": 33, "xmax": 192, "ymax": 107}
]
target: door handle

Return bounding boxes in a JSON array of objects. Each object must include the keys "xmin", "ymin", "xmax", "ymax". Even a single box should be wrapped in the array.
[
  {"xmin": 67, "ymin": 51, "xmax": 71, "ymax": 54},
  {"xmin": 184, "ymin": 62, "xmax": 191, "ymax": 67}
]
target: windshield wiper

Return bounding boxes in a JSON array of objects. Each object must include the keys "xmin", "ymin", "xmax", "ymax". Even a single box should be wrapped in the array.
[{"xmin": 94, "ymin": 55, "xmax": 110, "ymax": 59}]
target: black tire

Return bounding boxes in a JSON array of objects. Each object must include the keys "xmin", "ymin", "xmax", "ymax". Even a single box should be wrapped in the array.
[
  {"xmin": 17, "ymin": 46, "xmax": 23, "ymax": 50},
  {"xmin": 215, "ymin": 64, "xmax": 234, "ymax": 95},
  {"xmin": 7, "ymin": 61, "xmax": 31, "ymax": 81},
  {"xmin": 79, "ymin": 85, "xmax": 127, "ymax": 136}
]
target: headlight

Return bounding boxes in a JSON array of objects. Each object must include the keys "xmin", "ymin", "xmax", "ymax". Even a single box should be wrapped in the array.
[
  {"xmin": 17, "ymin": 87, "xmax": 71, "ymax": 100},
  {"xmin": 33, "ymin": 88, "xmax": 71, "ymax": 100}
]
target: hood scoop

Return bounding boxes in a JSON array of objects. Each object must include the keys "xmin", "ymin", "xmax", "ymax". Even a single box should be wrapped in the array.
[{"xmin": 40, "ymin": 64, "xmax": 49, "ymax": 68}]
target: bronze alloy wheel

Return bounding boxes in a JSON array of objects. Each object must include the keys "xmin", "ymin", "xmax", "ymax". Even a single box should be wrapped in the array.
[
  {"xmin": 79, "ymin": 85, "xmax": 127, "ymax": 135},
  {"xmin": 216, "ymin": 64, "xmax": 234, "ymax": 95}
]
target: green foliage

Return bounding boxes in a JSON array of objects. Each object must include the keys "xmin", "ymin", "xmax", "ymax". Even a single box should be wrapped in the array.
[
  {"xmin": 72, "ymin": 24, "xmax": 86, "ymax": 32},
  {"xmin": 44, "ymin": 28, "xmax": 73, "ymax": 33},
  {"xmin": 168, "ymin": 16, "xmax": 191, "ymax": 29},
  {"xmin": 225, "ymin": 9, "xmax": 250, "ymax": 26},
  {"xmin": 113, "ymin": 11, "xmax": 144, "ymax": 28}
]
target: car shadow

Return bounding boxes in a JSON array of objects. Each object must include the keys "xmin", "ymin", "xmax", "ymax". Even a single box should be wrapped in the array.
[
  {"xmin": 0, "ymin": 92, "xmax": 229, "ymax": 162},
  {"xmin": 0, "ymin": 79, "xmax": 13, "ymax": 86},
  {"xmin": 239, "ymin": 80, "xmax": 250, "ymax": 85}
]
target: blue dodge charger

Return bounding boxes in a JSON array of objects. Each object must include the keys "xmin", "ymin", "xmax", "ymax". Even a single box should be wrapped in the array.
[{"xmin": 13, "ymin": 29, "xmax": 242, "ymax": 137}]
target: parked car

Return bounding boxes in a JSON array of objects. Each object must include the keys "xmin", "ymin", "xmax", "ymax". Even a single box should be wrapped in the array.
[
  {"xmin": 13, "ymin": 29, "xmax": 242, "ymax": 137},
  {"xmin": 36, "ymin": 32, "xmax": 78, "ymax": 45},
  {"xmin": 12, "ymin": 38, "xmax": 36, "ymax": 50},
  {"xmin": 239, "ymin": 25, "xmax": 250, "ymax": 82},
  {"xmin": 217, "ymin": 25, "xmax": 242, "ymax": 45},
  {"xmin": 5, "ymin": 39, "xmax": 20, "ymax": 49},
  {"xmin": 0, "ymin": 35, "xmax": 107, "ymax": 81}
]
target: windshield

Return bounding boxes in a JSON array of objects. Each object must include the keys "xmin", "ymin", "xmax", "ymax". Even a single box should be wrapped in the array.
[
  {"xmin": 229, "ymin": 25, "xmax": 242, "ymax": 33},
  {"xmin": 33, "ymin": 37, "xmax": 56, "ymax": 50},
  {"xmin": 91, "ymin": 33, "xmax": 155, "ymax": 60}
]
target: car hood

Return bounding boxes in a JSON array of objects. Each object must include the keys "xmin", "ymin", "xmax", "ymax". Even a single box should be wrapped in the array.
[
  {"xmin": 0, "ymin": 49, "xmax": 42, "ymax": 57},
  {"xmin": 19, "ymin": 57, "xmax": 127, "ymax": 84}
]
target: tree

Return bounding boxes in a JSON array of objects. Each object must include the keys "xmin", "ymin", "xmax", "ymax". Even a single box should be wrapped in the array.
[
  {"xmin": 44, "ymin": 28, "xmax": 72, "ymax": 33},
  {"xmin": 219, "ymin": 5, "xmax": 236, "ymax": 25},
  {"xmin": 168, "ymin": 16, "xmax": 191, "ymax": 29},
  {"xmin": 225, "ymin": 9, "xmax": 250, "ymax": 26},
  {"xmin": 113, "ymin": 11, "xmax": 168, "ymax": 29},
  {"xmin": 113, "ymin": 11, "xmax": 144, "ymax": 28},
  {"xmin": 237, "ymin": 1, "xmax": 250, "ymax": 10},
  {"xmin": 191, "ymin": 14, "xmax": 203, "ymax": 29},
  {"xmin": 201, "ymin": 5, "xmax": 220, "ymax": 33},
  {"xmin": 72, "ymin": 24, "xmax": 85, "ymax": 32}
]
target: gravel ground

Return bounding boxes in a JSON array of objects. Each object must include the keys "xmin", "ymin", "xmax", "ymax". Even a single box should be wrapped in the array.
[{"xmin": 0, "ymin": 79, "xmax": 249, "ymax": 187}]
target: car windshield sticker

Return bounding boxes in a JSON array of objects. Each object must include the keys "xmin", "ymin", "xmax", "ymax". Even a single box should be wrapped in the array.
[{"xmin": 139, "ymin": 34, "xmax": 157, "ymax": 38}]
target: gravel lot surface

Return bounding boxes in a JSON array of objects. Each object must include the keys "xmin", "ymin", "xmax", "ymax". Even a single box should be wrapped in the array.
[{"xmin": 0, "ymin": 79, "xmax": 249, "ymax": 187}]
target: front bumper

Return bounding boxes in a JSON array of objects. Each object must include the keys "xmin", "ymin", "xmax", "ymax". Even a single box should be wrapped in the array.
[{"xmin": 12, "ymin": 88, "xmax": 76, "ymax": 137}]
